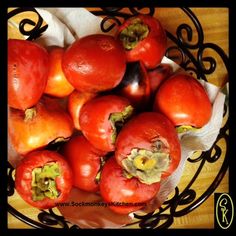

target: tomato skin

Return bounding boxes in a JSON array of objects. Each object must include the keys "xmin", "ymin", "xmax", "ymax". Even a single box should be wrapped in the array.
[
  {"xmin": 117, "ymin": 14, "xmax": 167, "ymax": 69},
  {"xmin": 8, "ymin": 39, "xmax": 49, "ymax": 110},
  {"xmin": 44, "ymin": 47, "xmax": 74, "ymax": 97},
  {"xmin": 62, "ymin": 34, "xmax": 126, "ymax": 93},
  {"xmin": 153, "ymin": 73, "xmax": 212, "ymax": 127},
  {"xmin": 8, "ymin": 96, "xmax": 74, "ymax": 155},
  {"xmin": 15, "ymin": 150, "xmax": 73, "ymax": 209},
  {"xmin": 115, "ymin": 112, "xmax": 181, "ymax": 180},
  {"xmin": 63, "ymin": 135, "xmax": 107, "ymax": 192},
  {"xmin": 100, "ymin": 157, "xmax": 160, "ymax": 214},
  {"xmin": 79, "ymin": 95, "xmax": 133, "ymax": 152},
  {"xmin": 68, "ymin": 91, "xmax": 96, "ymax": 131}
]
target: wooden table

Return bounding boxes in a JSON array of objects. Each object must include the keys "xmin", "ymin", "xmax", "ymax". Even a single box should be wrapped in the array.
[{"xmin": 7, "ymin": 7, "xmax": 229, "ymax": 229}]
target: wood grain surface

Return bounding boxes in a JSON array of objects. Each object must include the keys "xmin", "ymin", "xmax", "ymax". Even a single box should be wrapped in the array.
[{"xmin": 7, "ymin": 7, "xmax": 229, "ymax": 229}]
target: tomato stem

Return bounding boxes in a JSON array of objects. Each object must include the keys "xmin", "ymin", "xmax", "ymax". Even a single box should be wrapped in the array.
[
  {"xmin": 122, "ymin": 140, "xmax": 170, "ymax": 184},
  {"xmin": 109, "ymin": 105, "xmax": 134, "ymax": 144},
  {"xmin": 176, "ymin": 125, "xmax": 198, "ymax": 133},
  {"xmin": 31, "ymin": 162, "xmax": 60, "ymax": 201},
  {"xmin": 119, "ymin": 18, "xmax": 149, "ymax": 50},
  {"xmin": 24, "ymin": 107, "xmax": 37, "ymax": 122}
]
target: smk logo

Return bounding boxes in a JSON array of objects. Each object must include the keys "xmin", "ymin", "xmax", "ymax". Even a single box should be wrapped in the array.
[{"xmin": 215, "ymin": 193, "xmax": 234, "ymax": 229}]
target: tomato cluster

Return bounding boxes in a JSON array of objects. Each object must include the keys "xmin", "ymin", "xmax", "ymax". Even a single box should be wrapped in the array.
[{"xmin": 8, "ymin": 14, "xmax": 212, "ymax": 214}]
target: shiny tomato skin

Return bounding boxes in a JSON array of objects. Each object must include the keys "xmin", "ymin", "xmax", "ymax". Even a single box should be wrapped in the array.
[
  {"xmin": 63, "ymin": 135, "xmax": 107, "ymax": 192},
  {"xmin": 153, "ymin": 73, "xmax": 212, "ymax": 127},
  {"xmin": 8, "ymin": 96, "xmax": 74, "ymax": 155},
  {"xmin": 115, "ymin": 112, "xmax": 181, "ymax": 180},
  {"xmin": 62, "ymin": 34, "xmax": 126, "ymax": 93},
  {"xmin": 68, "ymin": 91, "xmax": 96, "ymax": 131},
  {"xmin": 8, "ymin": 39, "xmax": 49, "ymax": 110},
  {"xmin": 44, "ymin": 47, "xmax": 74, "ymax": 97},
  {"xmin": 117, "ymin": 15, "xmax": 167, "ymax": 69},
  {"xmin": 15, "ymin": 150, "xmax": 73, "ymax": 209},
  {"xmin": 79, "ymin": 95, "xmax": 132, "ymax": 152},
  {"xmin": 100, "ymin": 157, "xmax": 160, "ymax": 214}
]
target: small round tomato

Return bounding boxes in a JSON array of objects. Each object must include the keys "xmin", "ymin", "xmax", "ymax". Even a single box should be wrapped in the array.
[
  {"xmin": 113, "ymin": 61, "xmax": 151, "ymax": 110},
  {"xmin": 62, "ymin": 135, "xmax": 107, "ymax": 192},
  {"xmin": 153, "ymin": 73, "xmax": 212, "ymax": 128},
  {"xmin": 44, "ymin": 47, "xmax": 74, "ymax": 98},
  {"xmin": 8, "ymin": 39, "xmax": 49, "ymax": 110},
  {"xmin": 68, "ymin": 91, "xmax": 96, "ymax": 131},
  {"xmin": 62, "ymin": 34, "xmax": 126, "ymax": 93},
  {"xmin": 100, "ymin": 157, "xmax": 160, "ymax": 215},
  {"xmin": 8, "ymin": 96, "xmax": 74, "ymax": 155},
  {"xmin": 115, "ymin": 112, "xmax": 181, "ymax": 185},
  {"xmin": 117, "ymin": 14, "xmax": 167, "ymax": 69},
  {"xmin": 79, "ymin": 95, "xmax": 134, "ymax": 152},
  {"xmin": 15, "ymin": 150, "xmax": 73, "ymax": 209}
]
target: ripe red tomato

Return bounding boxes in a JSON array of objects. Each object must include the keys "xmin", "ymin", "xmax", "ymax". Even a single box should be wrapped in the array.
[
  {"xmin": 62, "ymin": 34, "xmax": 126, "ymax": 93},
  {"xmin": 115, "ymin": 112, "xmax": 181, "ymax": 185},
  {"xmin": 114, "ymin": 61, "xmax": 151, "ymax": 110},
  {"xmin": 117, "ymin": 14, "xmax": 167, "ymax": 69},
  {"xmin": 68, "ymin": 91, "xmax": 96, "ymax": 131},
  {"xmin": 148, "ymin": 63, "xmax": 173, "ymax": 95},
  {"xmin": 62, "ymin": 135, "xmax": 107, "ymax": 192},
  {"xmin": 153, "ymin": 73, "xmax": 212, "ymax": 128},
  {"xmin": 100, "ymin": 157, "xmax": 160, "ymax": 215},
  {"xmin": 8, "ymin": 39, "xmax": 49, "ymax": 110},
  {"xmin": 79, "ymin": 95, "xmax": 134, "ymax": 152},
  {"xmin": 15, "ymin": 150, "xmax": 73, "ymax": 209},
  {"xmin": 8, "ymin": 96, "xmax": 74, "ymax": 155},
  {"xmin": 44, "ymin": 47, "xmax": 74, "ymax": 98}
]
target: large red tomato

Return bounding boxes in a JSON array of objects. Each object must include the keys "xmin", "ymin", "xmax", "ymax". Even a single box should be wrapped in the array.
[
  {"xmin": 44, "ymin": 47, "xmax": 74, "ymax": 97},
  {"xmin": 68, "ymin": 91, "xmax": 96, "ymax": 131},
  {"xmin": 100, "ymin": 157, "xmax": 160, "ymax": 215},
  {"xmin": 15, "ymin": 150, "xmax": 73, "ymax": 209},
  {"xmin": 62, "ymin": 34, "xmax": 126, "ymax": 93},
  {"xmin": 79, "ymin": 95, "xmax": 134, "ymax": 152},
  {"xmin": 8, "ymin": 39, "xmax": 49, "ymax": 110},
  {"xmin": 117, "ymin": 14, "xmax": 167, "ymax": 69},
  {"xmin": 8, "ymin": 96, "xmax": 74, "ymax": 155},
  {"xmin": 153, "ymin": 73, "xmax": 212, "ymax": 128},
  {"xmin": 115, "ymin": 112, "xmax": 181, "ymax": 185},
  {"xmin": 62, "ymin": 135, "xmax": 107, "ymax": 192}
]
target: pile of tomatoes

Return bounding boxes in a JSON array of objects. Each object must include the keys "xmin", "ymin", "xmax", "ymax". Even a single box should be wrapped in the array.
[{"xmin": 8, "ymin": 14, "xmax": 212, "ymax": 215}]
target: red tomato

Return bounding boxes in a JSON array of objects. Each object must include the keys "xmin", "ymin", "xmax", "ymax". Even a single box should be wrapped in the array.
[
  {"xmin": 153, "ymin": 73, "xmax": 212, "ymax": 128},
  {"xmin": 148, "ymin": 63, "xmax": 173, "ymax": 95},
  {"xmin": 114, "ymin": 61, "xmax": 151, "ymax": 110},
  {"xmin": 100, "ymin": 157, "xmax": 160, "ymax": 215},
  {"xmin": 117, "ymin": 14, "xmax": 167, "ymax": 69},
  {"xmin": 62, "ymin": 34, "xmax": 126, "ymax": 93},
  {"xmin": 44, "ymin": 47, "xmax": 74, "ymax": 97},
  {"xmin": 8, "ymin": 96, "xmax": 74, "ymax": 155},
  {"xmin": 79, "ymin": 95, "xmax": 134, "ymax": 152},
  {"xmin": 115, "ymin": 112, "xmax": 181, "ymax": 185},
  {"xmin": 62, "ymin": 135, "xmax": 107, "ymax": 192},
  {"xmin": 8, "ymin": 39, "xmax": 49, "ymax": 110},
  {"xmin": 15, "ymin": 150, "xmax": 73, "ymax": 209},
  {"xmin": 68, "ymin": 91, "xmax": 96, "ymax": 131}
]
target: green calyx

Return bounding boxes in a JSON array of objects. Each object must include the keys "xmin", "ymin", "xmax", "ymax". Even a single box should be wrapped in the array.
[
  {"xmin": 122, "ymin": 147, "xmax": 170, "ymax": 185},
  {"xmin": 119, "ymin": 18, "xmax": 149, "ymax": 50},
  {"xmin": 109, "ymin": 105, "xmax": 134, "ymax": 144},
  {"xmin": 31, "ymin": 162, "xmax": 61, "ymax": 201},
  {"xmin": 24, "ymin": 107, "xmax": 37, "ymax": 122},
  {"xmin": 176, "ymin": 125, "xmax": 198, "ymax": 133}
]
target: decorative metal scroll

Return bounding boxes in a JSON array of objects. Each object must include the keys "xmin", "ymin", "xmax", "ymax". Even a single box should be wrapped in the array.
[{"xmin": 7, "ymin": 7, "xmax": 229, "ymax": 229}]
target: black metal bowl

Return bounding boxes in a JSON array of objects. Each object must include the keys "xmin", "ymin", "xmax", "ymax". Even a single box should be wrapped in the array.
[{"xmin": 7, "ymin": 7, "xmax": 229, "ymax": 229}]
